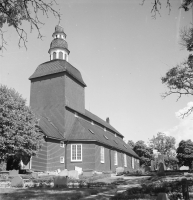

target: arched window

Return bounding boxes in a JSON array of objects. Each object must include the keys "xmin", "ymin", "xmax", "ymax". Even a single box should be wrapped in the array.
[
  {"xmin": 65, "ymin": 54, "xmax": 67, "ymax": 60},
  {"xmin": 59, "ymin": 52, "xmax": 63, "ymax": 59},
  {"xmin": 53, "ymin": 52, "xmax": 56, "ymax": 59}
]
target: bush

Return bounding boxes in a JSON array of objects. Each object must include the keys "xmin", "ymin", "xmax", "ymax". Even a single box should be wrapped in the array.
[{"xmin": 123, "ymin": 168, "xmax": 148, "ymax": 176}]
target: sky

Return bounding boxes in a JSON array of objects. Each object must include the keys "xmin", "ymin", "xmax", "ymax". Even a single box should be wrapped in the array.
[{"xmin": 0, "ymin": 0, "xmax": 192, "ymax": 146}]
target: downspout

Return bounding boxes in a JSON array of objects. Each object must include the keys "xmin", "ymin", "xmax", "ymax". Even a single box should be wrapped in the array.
[{"xmin": 65, "ymin": 141, "xmax": 68, "ymax": 169}]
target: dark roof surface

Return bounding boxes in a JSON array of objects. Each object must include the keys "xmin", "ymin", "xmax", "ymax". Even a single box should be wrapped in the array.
[
  {"xmin": 39, "ymin": 116, "xmax": 64, "ymax": 140},
  {"xmin": 85, "ymin": 110, "xmax": 123, "ymax": 137},
  {"xmin": 67, "ymin": 118, "xmax": 139, "ymax": 158},
  {"xmin": 49, "ymin": 38, "xmax": 68, "ymax": 51},
  {"xmin": 29, "ymin": 60, "xmax": 86, "ymax": 87}
]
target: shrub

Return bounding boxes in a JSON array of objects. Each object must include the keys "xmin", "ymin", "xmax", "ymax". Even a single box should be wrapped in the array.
[{"xmin": 123, "ymin": 167, "xmax": 147, "ymax": 176}]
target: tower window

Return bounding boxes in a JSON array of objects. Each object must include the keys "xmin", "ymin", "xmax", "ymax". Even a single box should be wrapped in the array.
[
  {"xmin": 59, "ymin": 52, "xmax": 63, "ymax": 59},
  {"xmin": 65, "ymin": 54, "xmax": 67, "ymax": 60},
  {"xmin": 53, "ymin": 52, "xmax": 56, "ymax": 59}
]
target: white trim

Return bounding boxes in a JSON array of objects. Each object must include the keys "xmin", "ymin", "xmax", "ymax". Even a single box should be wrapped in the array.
[
  {"xmin": 100, "ymin": 147, "xmax": 105, "ymax": 163},
  {"xmin": 60, "ymin": 156, "xmax": 64, "ymax": 163},
  {"xmin": 71, "ymin": 144, "xmax": 82, "ymax": 162},
  {"xmin": 124, "ymin": 154, "xmax": 127, "ymax": 167},
  {"xmin": 60, "ymin": 141, "xmax": 64, "ymax": 148},
  {"xmin": 114, "ymin": 151, "xmax": 118, "ymax": 165}
]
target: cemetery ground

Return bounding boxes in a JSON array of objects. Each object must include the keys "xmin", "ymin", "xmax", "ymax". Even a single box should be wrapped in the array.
[{"xmin": 1, "ymin": 172, "xmax": 193, "ymax": 200}]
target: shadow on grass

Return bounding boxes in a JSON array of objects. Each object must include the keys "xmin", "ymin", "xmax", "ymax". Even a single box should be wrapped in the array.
[{"xmin": 0, "ymin": 187, "xmax": 104, "ymax": 200}]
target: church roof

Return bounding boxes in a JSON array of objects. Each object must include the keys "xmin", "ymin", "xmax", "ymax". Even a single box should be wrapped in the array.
[
  {"xmin": 85, "ymin": 110, "xmax": 123, "ymax": 137},
  {"xmin": 38, "ymin": 116, "xmax": 64, "ymax": 140},
  {"xmin": 29, "ymin": 60, "xmax": 86, "ymax": 87},
  {"xmin": 67, "ymin": 118, "xmax": 139, "ymax": 158}
]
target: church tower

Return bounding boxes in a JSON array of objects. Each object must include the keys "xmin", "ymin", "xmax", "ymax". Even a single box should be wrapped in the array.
[{"xmin": 29, "ymin": 25, "xmax": 86, "ymax": 138}]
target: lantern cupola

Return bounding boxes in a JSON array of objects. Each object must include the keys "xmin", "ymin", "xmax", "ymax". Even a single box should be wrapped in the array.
[{"xmin": 48, "ymin": 25, "xmax": 70, "ymax": 61}]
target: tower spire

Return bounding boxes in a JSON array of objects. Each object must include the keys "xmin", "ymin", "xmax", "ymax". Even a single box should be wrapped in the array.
[{"xmin": 48, "ymin": 25, "xmax": 70, "ymax": 61}]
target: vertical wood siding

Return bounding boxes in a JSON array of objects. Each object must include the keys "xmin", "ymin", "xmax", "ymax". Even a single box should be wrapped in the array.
[
  {"xmin": 65, "ymin": 74, "xmax": 85, "ymax": 114},
  {"xmin": 65, "ymin": 110, "xmax": 76, "ymax": 134},
  {"xmin": 30, "ymin": 73, "xmax": 66, "ymax": 136}
]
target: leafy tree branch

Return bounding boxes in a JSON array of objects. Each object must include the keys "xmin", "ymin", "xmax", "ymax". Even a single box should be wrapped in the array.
[{"xmin": 0, "ymin": 0, "xmax": 60, "ymax": 51}]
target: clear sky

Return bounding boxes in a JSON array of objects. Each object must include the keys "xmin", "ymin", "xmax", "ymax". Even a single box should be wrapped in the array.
[{"xmin": 0, "ymin": 0, "xmax": 192, "ymax": 146}]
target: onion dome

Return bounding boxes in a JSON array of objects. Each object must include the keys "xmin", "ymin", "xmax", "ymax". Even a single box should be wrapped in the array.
[
  {"xmin": 48, "ymin": 25, "xmax": 70, "ymax": 61},
  {"xmin": 49, "ymin": 38, "xmax": 68, "ymax": 51}
]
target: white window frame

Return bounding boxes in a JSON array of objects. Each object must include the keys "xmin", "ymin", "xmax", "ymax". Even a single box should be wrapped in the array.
[
  {"xmin": 114, "ymin": 151, "xmax": 118, "ymax": 165},
  {"xmin": 100, "ymin": 147, "xmax": 105, "ymax": 163},
  {"xmin": 131, "ymin": 157, "xmax": 134, "ymax": 169},
  {"xmin": 71, "ymin": 144, "xmax": 82, "ymax": 162},
  {"xmin": 60, "ymin": 156, "xmax": 64, "ymax": 163},
  {"xmin": 60, "ymin": 141, "xmax": 64, "ymax": 148},
  {"xmin": 124, "ymin": 154, "xmax": 127, "ymax": 167}
]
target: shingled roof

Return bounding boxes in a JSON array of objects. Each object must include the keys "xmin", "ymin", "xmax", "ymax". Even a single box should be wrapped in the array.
[
  {"xmin": 38, "ymin": 116, "xmax": 64, "ymax": 140},
  {"xmin": 85, "ymin": 110, "xmax": 123, "ymax": 137},
  {"xmin": 49, "ymin": 38, "xmax": 69, "ymax": 51},
  {"xmin": 67, "ymin": 118, "xmax": 139, "ymax": 158},
  {"xmin": 29, "ymin": 60, "xmax": 86, "ymax": 87}
]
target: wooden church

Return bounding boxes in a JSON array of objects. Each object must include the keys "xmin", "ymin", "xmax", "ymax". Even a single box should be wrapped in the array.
[{"xmin": 29, "ymin": 25, "xmax": 139, "ymax": 172}]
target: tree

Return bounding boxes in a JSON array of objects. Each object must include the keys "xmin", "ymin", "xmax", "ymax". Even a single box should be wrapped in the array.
[
  {"xmin": 163, "ymin": 153, "xmax": 178, "ymax": 170},
  {"xmin": 133, "ymin": 140, "xmax": 154, "ymax": 166},
  {"xmin": 0, "ymin": 85, "xmax": 44, "ymax": 169},
  {"xmin": 0, "ymin": 0, "xmax": 60, "ymax": 51},
  {"xmin": 149, "ymin": 132, "xmax": 176, "ymax": 155},
  {"xmin": 127, "ymin": 140, "xmax": 135, "ymax": 149},
  {"xmin": 142, "ymin": 1, "xmax": 193, "ymax": 116},
  {"xmin": 141, "ymin": 0, "xmax": 193, "ymax": 18},
  {"xmin": 176, "ymin": 139, "xmax": 193, "ymax": 169},
  {"xmin": 161, "ymin": 25, "xmax": 193, "ymax": 117}
]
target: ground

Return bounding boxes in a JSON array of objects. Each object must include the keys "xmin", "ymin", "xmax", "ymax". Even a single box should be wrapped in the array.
[
  {"xmin": 0, "ymin": 176, "xmax": 148, "ymax": 200},
  {"xmin": 0, "ymin": 174, "xmax": 192, "ymax": 200}
]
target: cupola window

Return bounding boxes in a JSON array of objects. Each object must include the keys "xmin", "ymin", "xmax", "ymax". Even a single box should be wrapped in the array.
[
  {"xmin": 53, "ymin": 52, "xmax": 56, "ymax": 59},
  {"xmin": 59, "ymin": 52, "xmax": 63, "ymax": 59}
]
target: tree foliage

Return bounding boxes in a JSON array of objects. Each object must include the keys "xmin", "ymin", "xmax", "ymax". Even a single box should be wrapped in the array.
[
  {"xmin": 127, "ymin": 140, "xmax": 135, "ymax": 149},
  {"xmin": 0, "ymin": 0, "xmax": 60, "ymax": 51},
  {"xmin": 149, "ymin": 132, "xmax": 176, "ymax": 155},
  {"xmin": 0, "ymin": 85, "xmax": 44, "ymax": 164},
  {"xmin": 164, "ymin": 154, "xmax": 178, "ymax": 169},
  {"xmin": 176, "ymin": 139, "xmax": 193, "ymax": 168},
  {"xmin": 133, "ymin": 140, "xmax": 154, "ymax": 166}
]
